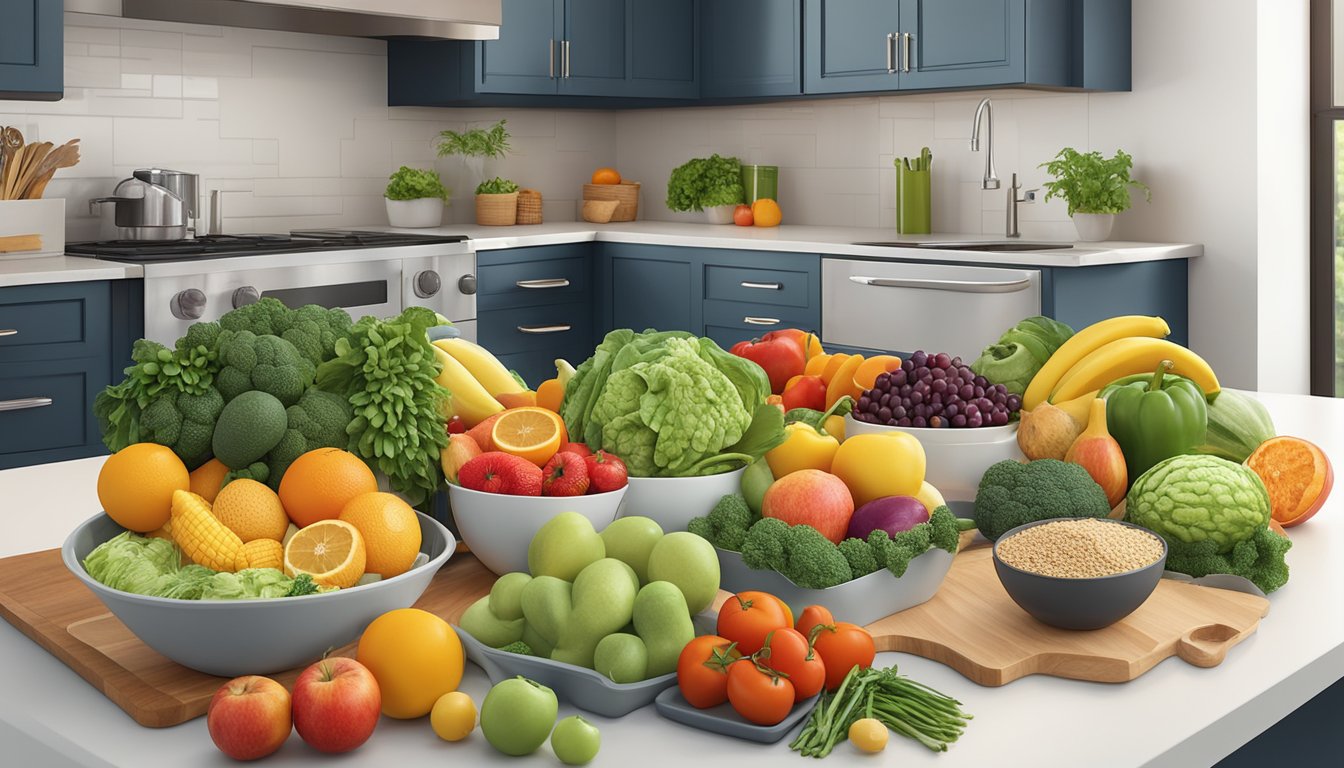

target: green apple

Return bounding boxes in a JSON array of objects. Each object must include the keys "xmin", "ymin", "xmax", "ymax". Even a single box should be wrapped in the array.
[
  {"xmin": 593, "ymin": 633, "xmax": 648, "ymax": 683},
  {"xmin": 520, "ymin": 576, "xmax": 572, "ymax": 650},
  {"xmin": 741, "ymin": 460, "xmax": 774, "ymax": 515},
  {"xmin": 551, "ymin": 558, "xmax": 639, "ymax": 668},
  {"xmin": 458, "ymin": 595, "xmax": 523, "ymax": 647},
  {"xmin": 550, "ymin": 715, "xmax": 601, "ymax": 766},
  {"xmin": 528, "ymin": 512, "xmax": 605, "ymax": 581},
  {"xmin": 489, "ymin": 572, "xmax": 532, "ymax": 621},
  {"xmin": 599, "ymin": 516, "xmax": 664, "ymax": 584},
  {"xmin": 480, "ymin": 676, "xmax": 558, "ymax": 756},
  {"xmin": 646, "ymin": 531, "xmax": 720, "ymax": 614}
]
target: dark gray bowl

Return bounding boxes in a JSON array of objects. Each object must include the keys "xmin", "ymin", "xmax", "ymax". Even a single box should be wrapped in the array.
[{"xmin": 992, "ymin": 518, "xmax": 1168, "ymax": 631}]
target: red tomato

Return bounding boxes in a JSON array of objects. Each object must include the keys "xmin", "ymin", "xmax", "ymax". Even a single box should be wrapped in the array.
[
  {"xmin": 729, "ymin": 338, "xmax": 807, "ymax": 395},
  {"xmin": 812, "ymin": 621, "xmax": 876, "ymax": 690},
  {"xmin": 676, "ymin": 635, "xmax": 741, "ymax": 709},
  {"xmin": 726, "ymin": 661, "xmax": 796, "ymax": 726},
  {"xmin": 733, "ymin": 204, "xmax": 754, "ymax": 226},
  {"xmin": 780, "ymin": 375, "xmax": 827, "ymax": 412},
  {"xmin": 717, "ymin": 591, "xmax": 790, "ymax": 655},
  {"xmin": 760, "ymin": 628, "xmax": 825, "ymax": 702},
  {"xmin": 795, "ymin": 604, "xmax": 835, "ymax": 637}
]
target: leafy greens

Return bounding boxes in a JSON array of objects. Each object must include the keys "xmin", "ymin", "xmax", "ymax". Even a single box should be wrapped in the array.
[
  {"xmin": 385, "ymin": 166, "xmax": 449, "ymax": 202},
  {"xmin": 665, "ymin": 154, "xmax": 745, "ymax": 212}
]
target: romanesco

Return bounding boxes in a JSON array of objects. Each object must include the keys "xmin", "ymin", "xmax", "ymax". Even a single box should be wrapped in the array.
[
  {"xmin": 215, "ymin": 330, "xmax": 315, "ymax": 406},
  {"xmin": 687, "ymin": 493, "xmax": 756, "ymax": 552}
]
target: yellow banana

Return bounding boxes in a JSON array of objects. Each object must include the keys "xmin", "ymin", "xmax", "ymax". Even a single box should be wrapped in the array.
[
  {"xmin": 432, "ymin": 337, "xmax": 526, "ymax": 397},
  {"xmin": 1052, "ymin": 389, "xmax": 1100, "ymax": 428},
  {"xmin": 431, "ymin": 345, "xmax": 504, "ymax": 427},
  {"xmin": 1049, "ymin": 337, "xmax": 1220, "ymax": 403},
  {"xmin": 1023, "ymin": 315, "xmax": 1171, "ymax": 410}
]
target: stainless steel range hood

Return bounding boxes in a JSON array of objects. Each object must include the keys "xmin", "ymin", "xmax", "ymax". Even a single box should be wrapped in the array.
[{"xmin": 73, "ymin": 0, "xmax": 500, "ymax": 40}]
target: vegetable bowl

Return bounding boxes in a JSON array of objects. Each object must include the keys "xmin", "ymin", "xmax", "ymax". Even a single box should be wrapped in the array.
[
  {"xmin": 62, "ymin": 511, "xmax": 455, "ymax": 677},
  {"xmin": 617, "ymin": 467, "xmax": 747, "ymax": 532},
  {"xmin": 447, "ymin": 483, "xmax": 626, "ymax": 576}
]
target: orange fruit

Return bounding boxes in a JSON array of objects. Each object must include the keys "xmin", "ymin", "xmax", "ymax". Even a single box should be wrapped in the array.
[
  {"xmin": 278, "ymin": 448, "xmax": 378, "ymax": 528},
  {"xmin": 591, "ymin": 167, "xmax": 622, "ymax": 185},
  {"xmin": 491, "ymin": 407, "xmax": 565, "ymax": 466},
  {"xmin": 339, "ymin": 492, "xmax": 422, "ymax": 579},
  {"xmin": 751, "ymin": 198, "xmax": 782, "ymax": 227},
  {"xmin": 536, "ymin": 377, "xmax": 565, "ymax": 413},
  {"xmin": 189, "ymin": 458, "xmax": 230, "ymax": 504},
  {"xmin": 1245, "ymin": 436, "xmax": 1333, "ymax": 528},
  {"xmin": 357, "ymin": 608, "xmax": 464, "ymax": 719},
  {"xmin": 212, "ymin": 478, "xmax": 290, "ymax": 542},
  {"xmin": 466, "ymin": 412, "xmax": 505, "ymax": 452},
  {"xmin": 283, "ymin": 519, "xmax": 367, "ymax": 588},
  {"xmin": 97, "ymin": 443, "xmax": 190, "ymax": 532},
  {"xmin": 496, "ymin": 390, "xmax": 537, "ymax": 409}
]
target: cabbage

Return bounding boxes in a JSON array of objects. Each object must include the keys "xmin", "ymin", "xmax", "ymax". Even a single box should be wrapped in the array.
[
  {"xmin": 971, "ymin": 316, "xmax": 1075, "ymax": 395},
  {"xmin": 82, "ymin": 533, "xmax": 182, "ymax": 596},
  {"xmin": 1126, "ymin": 454, "xmax": 1271, "ymax": 553}
]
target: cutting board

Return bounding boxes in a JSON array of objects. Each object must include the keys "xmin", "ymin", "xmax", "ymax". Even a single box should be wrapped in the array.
[{"xmin": 865, "ymin": 546, "xmax": 1270, "ymax": 686}]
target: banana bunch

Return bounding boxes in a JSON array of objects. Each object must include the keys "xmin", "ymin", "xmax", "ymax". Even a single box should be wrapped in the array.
[
  {"xmin": 1023, "ymin": 315, "xmax": 1220, "ymax": 410},
  {"xmin": 430, "ymin": 337, "xmax": 526, "ymax": 427}
]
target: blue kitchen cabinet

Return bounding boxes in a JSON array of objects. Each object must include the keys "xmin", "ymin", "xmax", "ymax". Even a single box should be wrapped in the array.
[
  {"xmin": 0, "ymin": 0, "xmax": 62, "ymax": 101},
  {"xmin": 700, "ymin": 0, "xmax": 802, "ymax": 100},
  {"xmin": 803, "ymin": 0, "xmax": 903, "ymax": 94},
  {"xmin": 1042, "ymin": 259, "xmax": 1189, "ymax": 347},
  {"xmin": 626, "ymin": 0, "xmax": 698, "ymax": 99},
  {"xmin": 896, "ymin": 0, "xmax": 1025, "ymax": 91},
  {"xmin": 476, "ymin": 0, "xmax": 564, "ymax": 95},
  {"xmin": 606, "ymin": 248, "xmax": 698, "ymax": 333}
]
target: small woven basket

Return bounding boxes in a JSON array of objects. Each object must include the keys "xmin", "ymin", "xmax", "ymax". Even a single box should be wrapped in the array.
[
  {"xmin": 475, "ymin": 192, "xmax": 519, "ymax": 226},
  {"xmin": 516, "ymin": 189, "xmax": 543, "ymax": 225},
  {"xmin": 582, "ymin": 182, "xmax": 639, "ymax": 222}
]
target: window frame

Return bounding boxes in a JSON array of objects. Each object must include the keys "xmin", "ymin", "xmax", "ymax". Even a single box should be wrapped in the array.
[{"xmin": 1311, "ymin": 0, "xmax": 1341, "ymax": 395}]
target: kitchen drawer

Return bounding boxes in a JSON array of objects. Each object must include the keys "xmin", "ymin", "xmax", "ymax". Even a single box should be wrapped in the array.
[
  {"xmin": 0, "ymin": 357, "xmax": 103, "ymax": 466},
  {"xmin": 477, "ymin": 256, "xmax": 592, "ymax": 311},
  {"xmin": 0, "ymin": 281, "xmax": 111, "ymax": 362},
  {"xmin": 478, "ymin": 302, "xmax": 595, "ymax": 356},
  {"xmin": 703, "ymin": 264, "xmax": 814, "ymax": 309},
  {"xmin": 703, "ymin": 299, "xmax": 819, "ymax": 350}
]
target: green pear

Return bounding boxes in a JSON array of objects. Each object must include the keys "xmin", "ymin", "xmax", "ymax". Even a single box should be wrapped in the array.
[
  {"xmin": 551, "ymin": 558, "xmax": 639, "ymax": 669},
  {"xmin": 489, "ymin": 572, "xmax": 532, "ymax": 621},
  {"xmin": 520, "ymin": 575, "xmax": 572, "ymax": 649},
  {"xmin": 600, "ymin": 516, "xmax": 665, "ymax": 584},
  {"xmin": 522, "ymin": 622, "xmax": 555, "ymax": 658},
  {"xmin": 593, "ymin": 633, "xmax": 648, "ymax": 683},
  {"xmin": 741, "ymin": 460, "xmax": 774, "ymax": 515},
  {"xmin": 647, "ymin": 532, "xmax": 720, "ymax": 614},
  {"xmin": 458, "ymin": 595, "xmax": 524, "ymax": 647},
  {"xmin": 528, "ymin": 511, "xmax": 606, "ymax": 581},
  {"xmin": 633, "ymin": 581, "xmax": 695, "ymax": 677}
]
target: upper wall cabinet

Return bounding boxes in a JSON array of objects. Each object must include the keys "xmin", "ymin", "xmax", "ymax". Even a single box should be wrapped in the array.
[
  {"xmin": 0, "ymin": 0, "xmax": 62, "ymax": 101},
  {"xmin": 700, "ymin": 0, "xmax": 802, "ymax": 100}
]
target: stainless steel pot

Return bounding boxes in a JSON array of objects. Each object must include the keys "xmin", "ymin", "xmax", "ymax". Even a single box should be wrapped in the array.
[{"xmin": 89, "ymin": 168, "xmax": 199, "ymax": 240}]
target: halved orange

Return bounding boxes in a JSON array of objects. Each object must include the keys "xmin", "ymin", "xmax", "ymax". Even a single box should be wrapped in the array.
[
  {"xmin": 283, "ymin": 519, "xmax": 367, "ymax": 588},
  {"xmin": 491, "ymin": 406, "xmax": 566, "ymax": 466},
  {"xmin": 1245, "ymin": 436, "xmax": 1333, "ymax": 528}
]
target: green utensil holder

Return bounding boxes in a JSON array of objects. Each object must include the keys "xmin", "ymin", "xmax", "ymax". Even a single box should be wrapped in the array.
[
  {"xmin": 741, "ymin": 164, "xmax": 779, "ymax": 203},
  {"xmin": 897, "ymin": 166, "xmax": 931, "ymax": 234}
]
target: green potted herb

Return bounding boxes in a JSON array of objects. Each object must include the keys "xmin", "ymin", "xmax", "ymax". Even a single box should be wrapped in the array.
[
  {"xmin": 437, "ymin": 119, "xmax": 512, "ymax": 186},
  {"xmin": 1039, "ymin": 148, "xmax": 1151, "ymax": 241},
  {"xmin": 665, "ymin": 154, "xmax": 745, "ymax": 224},
  {"xmin": 384, "ymin": 166, "xmax": 449, "ymax": 228},
  {"xmin": 474, "ymin": 176, "xmax": 520, "ymax": 226}
]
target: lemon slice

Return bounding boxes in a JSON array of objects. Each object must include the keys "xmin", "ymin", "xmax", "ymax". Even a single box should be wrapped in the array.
[
  {"xmin": 491, "ymin": 406, "xmax": 565, "ymax": 466},
  {"xmin": 283, "ymin": 519, "xmax": 367, "ymax": 589}
]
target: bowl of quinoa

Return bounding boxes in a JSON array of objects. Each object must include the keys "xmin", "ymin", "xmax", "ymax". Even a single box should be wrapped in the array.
[{"xmin": 992, "ymin": 517, "xmax": 1168, "ymax": 630}]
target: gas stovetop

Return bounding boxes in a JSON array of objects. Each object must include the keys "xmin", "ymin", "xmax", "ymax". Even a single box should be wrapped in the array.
[{"xmin": 66, "ymin": 230, "xmax": 469, "ymax": 263}]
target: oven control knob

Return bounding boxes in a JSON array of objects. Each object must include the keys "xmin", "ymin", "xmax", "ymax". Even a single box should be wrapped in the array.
[
  {"xmin": 232, "ymin": 286, "xmax": 260, "ymax": 308},
  {"xmin": 170, "ymin": 289, "xmax": 207, "ymax": 320},
  {"xmin": 414, "ymin": 270, "xmax": 442, "ymax": 298},
  {"xmin": 458, "ymin": 274, "xmax": 477, "ymax": 295}
]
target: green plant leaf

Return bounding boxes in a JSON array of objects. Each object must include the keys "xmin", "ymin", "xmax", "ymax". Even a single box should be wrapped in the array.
[
  {"xmin": 1038, "ymin": 147, "xmax": 1149, "ymax": 215},
  {"xmin": 437, "ymin": 119, "xmax": 512, "ymax": 159},
  {"xmin": 385, "ymin": 166, "xmax": 449, "ymax": 202}
]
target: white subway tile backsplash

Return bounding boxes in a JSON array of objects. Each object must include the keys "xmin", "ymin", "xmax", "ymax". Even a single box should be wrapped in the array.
[
  {"xmin": 182, "ymin": 76, "xmax": 219, "ymax": 100},
  {"xmin": 152, "ymin": 75, "xmax": 183, "ymax": 99},
  {"xmin": 120, "ymin": 74, "xmax": 152, "ymax": 91}
]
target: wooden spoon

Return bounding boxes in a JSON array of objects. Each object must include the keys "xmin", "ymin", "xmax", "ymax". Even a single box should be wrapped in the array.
[
  {"xmin": 8, "ymin": 142, "xmax": 49, "ymax": 201},
  {"xmin": 20, "ymin": 139, "xmax": 79, "ymax": 200},
  {"xmin": 0, "ymin": 126, "xmax": 22, "ymax": 183},
  {"xmin": 0, "ymin": 143, "xmax": 24, "ymax": 200}
]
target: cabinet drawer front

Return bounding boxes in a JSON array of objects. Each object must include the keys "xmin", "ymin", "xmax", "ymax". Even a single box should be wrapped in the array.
[
  {"xmin": 0, "ymin": 360, "xmax": 97, "ymax": 458},
  {"xmin": 0, "ymin": 282, "xmax": 111, "ymax": 362},
  {"xmin": 704, "ymin": 265, "xmax": 814, "ymax": 308},
  {"xmin": 478, "ymin": 303, "xmax": 594, "ymax": 356},
  {"xmin": 478, "ymin": 256, "xmax": 591, "ymax": 310}
]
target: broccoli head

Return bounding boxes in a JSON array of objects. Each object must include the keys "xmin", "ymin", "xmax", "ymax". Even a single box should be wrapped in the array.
[
  {"xmin": 498, "ymin": 641, "xmax": 536, "ymax": 656},
  {"xmin": 215, "ymin": 330, "xmax": 315, "ymax": 406},
  {"xmin": 926, "ymin": 505, "xmax": 962, "ymax": 554},
  {"xmin": 138, "ymin": 387, "xmax": 225, "ymax": 469},
  {"xmin": 838, "ymin": 537, "xmax": 879, "ymax": 578},
  {"xmin": 225, "ymin": 461, "xmax": 271, "ymax": 486},
  {"xmin": 258, "ymin": 388, "xmax": 354, "ymax": 489},
  {"xmin": 740, "ymin": 517, "xmax": 851, "ymax": 589},
  {"xmin": 1165, "ymin": 525, "xmax": 1292, "ymax": 593},
  {"xmin": 220, "ymin": 298, "xmax": 352, "ymax": 366},
  {"xmin": 973, "ymin": 459, "xmax": 1112, "ymax": 541},
  {"xmin": 741, "ymin": 517, "xmax": 790, "ymax": 572},
  {"xmin": 687, "ymin": 493, "xmax": 757, "ymax": 552}
]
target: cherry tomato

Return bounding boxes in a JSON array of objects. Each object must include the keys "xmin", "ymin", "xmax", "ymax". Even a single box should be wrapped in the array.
[
  {"xmin": 811, "ymin": 621, "xmax": 876, "ymax": 690},
  {"xmin": 717, "ymin": 591, "xmax": 790, "ymax": 655},
  {"xmin": 759, "ymin": 628, "xmax": 825, "ymax": 701},
  {"xmin": 447, "ymin": 415, "xmax": 466, "ymax": 434},
  {"xmin": 676, "ymin": 635, "xmax": 741, "ymax": 709},
  {"xmin": 726, "ymin": 661, "xmax": 795, "ymax": 726},
  {"xmin": 795, "ymin": 604, "xmax": 834, "ymax": 637},
  {"xmin": 781, "ymin": 375, "xmax": 827, "ymax": 412},
  {"xmin": 733, "ymin": 204, "xmax": 754, "ymax": 227}
]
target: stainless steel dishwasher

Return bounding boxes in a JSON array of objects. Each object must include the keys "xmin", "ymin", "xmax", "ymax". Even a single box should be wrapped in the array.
[{"xmin": 821, "ymin": 259, "xmax": 1041, "ymax": 359}]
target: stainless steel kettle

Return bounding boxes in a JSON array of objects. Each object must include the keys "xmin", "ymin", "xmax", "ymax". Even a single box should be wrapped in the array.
[{"xmin": 90, "ymin": 168, "xmax": 200, "ymax": 241}]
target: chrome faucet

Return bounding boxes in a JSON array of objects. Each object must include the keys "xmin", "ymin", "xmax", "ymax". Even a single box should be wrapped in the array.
[{"xmin": 970, "ymin": 97, "xmax": 999, "ymax": 190}]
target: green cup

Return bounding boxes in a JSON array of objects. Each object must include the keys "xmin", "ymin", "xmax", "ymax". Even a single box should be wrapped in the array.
[
  {"xmin": 896, "ymin": 166, "xmax": 931, "ymax": 234},
  {"xmin": 741, "ymin": 164, "xmax": 779, "ymax": 203}
]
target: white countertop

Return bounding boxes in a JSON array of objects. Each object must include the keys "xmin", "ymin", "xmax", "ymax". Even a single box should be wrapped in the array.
[
  {"xmin": 0, "ymin": 254, "xmax": 142, "ymax": 288},
  {"xmin": 2, "ymin": 392, "xmax": 1334, "ymax": 768}
]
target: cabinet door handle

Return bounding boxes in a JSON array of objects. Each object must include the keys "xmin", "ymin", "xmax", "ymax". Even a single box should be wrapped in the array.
[
  {"xmin": 0, "ymin": 328, "xmax": 16, "ymax": 337},
  {"xmin": 0, "ymin": 396, "xmax": 52, "ymax": 412},
  {"xmin": 903, "ymin": 32, "xmax": 913, "ymax": 72},
  {"xmin": 886, "ymin": 33, "xmax": 896, "ymax": 74},
  {"xmin": 516, "ymin": 278, "xmax": 571, "ymax": 289},
  {"xmin": 849, "ymin": 275, "xmax": 1031, "ymax": 294},
  {"xmin": 549, "ymin": 38, "xmax": 555, "ymax": 79},
  {"xmin": 518, "ymin": 324, "xmax": 572, "ymax": 334},
  {"xmin": 743, "ymin": 316, "xmax": 781, "ymax": 326},
  {"xmin": 563, "ymin": 40, "xmax": 571, "ymax": 78},
  {"xmin": 740, "ymin": 280, "xmax": 783, "ymax": 291}
]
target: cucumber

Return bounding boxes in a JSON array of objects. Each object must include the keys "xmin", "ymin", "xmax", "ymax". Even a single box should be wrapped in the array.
[{"xmin": 1193, "ymin": 390, "xmax": 1276, "ymax": 462}]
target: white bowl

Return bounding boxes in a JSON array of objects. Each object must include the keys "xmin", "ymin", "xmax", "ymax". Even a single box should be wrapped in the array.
[
  {"xmin": 447, "ymin": 483, "xmax": 626, "ymax": 575},
  {"xmin": 616, "ymin": 468, "xmax": 747, "ymax": 532},
  {"xmin": 843, "ymin": 413, "xmax": 1023, "ymax": 503}
]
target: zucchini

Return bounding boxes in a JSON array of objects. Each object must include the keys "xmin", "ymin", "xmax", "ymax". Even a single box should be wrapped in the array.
[{"xmin": 1193, "ymin": 390, "xmax": 1275, "ymax": 462}]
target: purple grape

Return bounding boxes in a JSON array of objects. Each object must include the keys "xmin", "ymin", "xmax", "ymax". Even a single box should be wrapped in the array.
[
  {"xmin": 901, "ymin": 358, "xmax": 915, "ymax": 373},
  {"xmin": 897, "ymin": 417, "xmax": 912, "ymax": 427},
  {"xmin": 866, "ymin": 401, "xmax": 880, "ymax": 415},
  {"xmin": 967, "ymin": 412, "xmax": 984, "ymax": 428},
  {"xmin": 930, "ymin": 378, "xmax": 948, "ymax": 395},
  {"xmin": 964, "ymin": 403, "xmax": 980, "ymax": 417},
  {"xmin": 900, "ymin": 397, "xmax": 912, "ymax": 409},
  {"xmin": 892, "ymin": 405, "xmax": 906, "ymax": 419},
  {"xmin": 959, "ymin": 384, "xmax": 975, "ymax": 400},
  {"xmin": 930, "ymin": 367, "xmax": 946, "ymax": 381},
  {"xmin": 911, "ymin": 351, "xmax": 928, "ymax": 367},
  {"xmin": 944, "ymin": 403, "xmax": 959, "ymax": 417},
  {"xmin": 951, "ymin": 356, "xmax": 963, "ymax": 368},
  {"xmin": 929, "ymin": 393, "xmax": 943, "ymax": 408},
  {"xmin": 912, "ymin": 416, "xmax": 927, "ymax": 427},
  {"xmin": 958, "ymin": 366, "xmax": 974, "ymax": 380},
  {"xmin": 952, "ymin": 414, "xmax": 967, "ymax": 427},
  {"xmin": 892, "ymin": 369, "xmax": 908, "ymax": 387},
  {"xmin": 1007, "ymin": 394, "xmax": 1022, "ymax": 410},
  {"xmin": 934, "ymin": 353, "xmax": 951, "ymax": 369},
  {"xmin": 910, "ymin": 390, "xmax": 924, "ymax": 405},
  {"xmin": 857, "ymin": 395, "xmax": 871, "ymax": 410},
  {"xmin": 973, "ymin": 375, "xmax": 988, "ymax": 387},
  {"xmin": 973, "ymin": 386, "xmax": 985, "ymax": 399},
  {"xmin": 877, "ymin": 406, "xmax": 892, "ymax": 421},
  {"xmin": 991, "ymin": 410, "xmax": 1009, "ymax": 426}
]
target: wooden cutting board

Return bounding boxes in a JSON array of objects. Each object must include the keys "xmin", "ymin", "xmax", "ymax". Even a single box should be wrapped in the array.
[{"xmin": 865, "ymin": 546, "xmax": 1270, "ymax": 686}]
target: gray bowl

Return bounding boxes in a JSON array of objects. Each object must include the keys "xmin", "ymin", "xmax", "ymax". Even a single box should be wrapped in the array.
[
  {"xmin": 62, "ymin": 511, "xmax": 455, "ymax": 677},
  {"xmin": 992, "ymin": 518, "xmax": 1168, "ymax": 631}
]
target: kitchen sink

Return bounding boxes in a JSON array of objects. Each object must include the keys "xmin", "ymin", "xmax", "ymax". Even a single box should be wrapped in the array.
[{"xmin": 852, "ymin": 241, "xmax": 1074, "ymax": 252}]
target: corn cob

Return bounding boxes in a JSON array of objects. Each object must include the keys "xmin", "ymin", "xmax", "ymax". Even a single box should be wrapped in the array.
[
  {"xmin": 241, "ymin": 538, "xmax": 283, "ymax": 570},
  {"xmin": 170, "ymin": 490, "xmax": 246, "ymax": 572}
]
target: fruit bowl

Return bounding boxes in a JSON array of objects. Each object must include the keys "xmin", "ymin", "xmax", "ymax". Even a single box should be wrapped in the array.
[
  {"xmin": 62, "ymin": 511, "xmax": 455, "ymax": 678},
  {"xmin": 447, "ymin": 483, "xmax": 626, "ymax": 576},
  {"xmin": 616, "ymin": 467, "xmax": 747, "ymax": 532}
]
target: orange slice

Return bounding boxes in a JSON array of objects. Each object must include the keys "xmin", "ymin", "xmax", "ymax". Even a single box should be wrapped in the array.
[
  {"xmin": 491, "ymin": 406, "xmax": 566, "ymax": 466},
  {"xmin": 1245, "ymin": 436, "xmax": 1333, "ymax": 528},
  {"xmin": 283, "ymin": 519, "xmax": 367, "ymax": 588}
]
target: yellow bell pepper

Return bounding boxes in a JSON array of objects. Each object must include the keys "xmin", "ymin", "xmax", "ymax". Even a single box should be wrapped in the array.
[
  {"xmin": 824, "ymin": 413, "xmax": 846, "ymax": 442},
  {"xmin": 765, "ymin": 422, "xmax": 840, "ymax": 478}
]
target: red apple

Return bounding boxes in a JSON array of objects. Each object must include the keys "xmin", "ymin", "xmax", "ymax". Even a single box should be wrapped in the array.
[
  {"xmin": 292, "ymin": 657, "xmax": 382, "ymax": 754},
  {"xmin": 558, "ymin": 441, "xmax": 593, "ymax": 458},
  {"xmin": 207, "ymin": 675, "xmax": 292, "ymax": 761},
  {"xmin": 762, "ymin": 469, "xmax": 855, "ymax": 543}
]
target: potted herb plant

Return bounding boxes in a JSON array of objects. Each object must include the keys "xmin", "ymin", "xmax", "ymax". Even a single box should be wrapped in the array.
[
  {"xmin": 1039, "ymin": 148, "xmax": 1151, "ymax": 241},
  {"xmin": 475, "ymin": 176, "xmax": 520, "ymax": 226},
  {"xmin": 437, "ymin": 119, "xmax": 512, "ymax": 189},
  {"xmin": 384, "ymin": 166, "xmax": 448, "ymax": 228},
  {"xmin": 665, "ymin": 154, "xmax": 746, "ymax": 224}
]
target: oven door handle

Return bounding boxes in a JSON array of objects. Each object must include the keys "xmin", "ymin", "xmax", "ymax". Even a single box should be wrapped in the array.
[{"xmin": 848, "ymin": 275, "xmax": 1032, "ymax": 294}]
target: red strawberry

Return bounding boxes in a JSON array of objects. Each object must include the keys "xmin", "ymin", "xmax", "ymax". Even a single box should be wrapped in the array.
[
  {"xmin": 557, "ymin": 441, "xmax": 593, "ymax": 459},
  {"xmin": 458, "ymin": 451, "xmax": 543, "ymax": 496},
  {"xmin": 585, "ymin": 450, "xmax": 628, "ymax": 494},
  {"xmin": 542, "ymin": 452, "xmax": 590, "ymax": 497}
]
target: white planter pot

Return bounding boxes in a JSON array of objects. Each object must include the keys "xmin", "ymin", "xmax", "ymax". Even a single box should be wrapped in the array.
[
  {"xmin": 1072, "ymin": 212, "xmax": 1115, "ymax": 242},
  {"xmin": 385, "ymin": 197, "xmax": 444, "ymax": 228},
  {"xmin": 703, "ymin": 204, "xmax": 737, "ymax": 224}
]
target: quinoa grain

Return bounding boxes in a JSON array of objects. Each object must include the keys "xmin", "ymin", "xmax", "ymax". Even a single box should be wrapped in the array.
[{"xmin": 996, "ymin": 518, "xmax": 1164, "ymax": 578}]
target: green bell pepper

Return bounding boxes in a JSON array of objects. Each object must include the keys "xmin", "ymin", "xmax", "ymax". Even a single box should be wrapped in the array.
[{"xmin": 1101, "ymin": 360, "xmax": 1208, "ymax": 482}]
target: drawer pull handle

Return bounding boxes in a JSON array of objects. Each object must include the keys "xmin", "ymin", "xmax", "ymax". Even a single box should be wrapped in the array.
[
  {"xmin": 740, "ymin": 281, "xmax": 783, "ymax": 291},
  {"xmin": 516, "ymin": 278, "xmax": 571, "ymax": 289},
  {"xmin": 0, "ymin": 328, "xmax": 16, "ymax": 337},
  {"xmin": 0, "ymin": 396, "xmax": 52, "ymax": 412},
  {"xmin": 743, "ymin": 316, "xmax": 781, "ymax": 326},
  {"xmin": 848, "ymin": 275, "xmax": 1032, "ymax": 294},
  {"xmin": 518, "ymin": 324, "xmax": 573, "ymax": 334}
]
